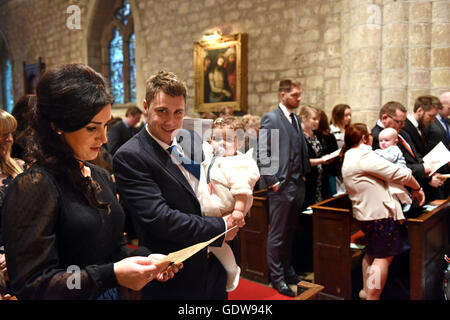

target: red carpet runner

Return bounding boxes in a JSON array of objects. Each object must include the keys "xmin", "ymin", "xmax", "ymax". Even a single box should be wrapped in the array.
[{"xmin": 228, "ymin": 278, "xmax": 295, "ymax": 300}]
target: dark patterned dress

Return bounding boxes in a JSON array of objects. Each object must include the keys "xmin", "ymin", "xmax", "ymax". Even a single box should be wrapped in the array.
[{"xmin": 305, "ymin": 134, "xmax": 323, "ymax": 204}]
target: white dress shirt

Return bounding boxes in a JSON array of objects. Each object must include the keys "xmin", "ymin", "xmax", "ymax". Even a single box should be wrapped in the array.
[{"xmin": 145, "ymin": 125, "xmax": 227, "ymax": 233}]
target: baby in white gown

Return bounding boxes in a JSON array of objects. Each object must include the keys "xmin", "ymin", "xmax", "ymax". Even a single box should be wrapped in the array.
[{"xmin": 197, "ymin": 116, "xmax": 260, "ymax": 292}]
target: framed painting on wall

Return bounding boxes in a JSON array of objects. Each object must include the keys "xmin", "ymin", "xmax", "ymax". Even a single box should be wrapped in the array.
[{"xmin": 194, "ymin": 33, "xmax": 247, "ymax": 114}]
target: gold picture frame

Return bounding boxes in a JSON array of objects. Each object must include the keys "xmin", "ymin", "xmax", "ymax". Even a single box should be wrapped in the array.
[{"xmin": 194, "ymin": 33, "xmax": 247, "ymax": 113}]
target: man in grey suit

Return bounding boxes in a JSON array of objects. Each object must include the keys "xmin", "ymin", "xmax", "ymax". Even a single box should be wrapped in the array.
[{"xmin": 258, "ymin": 79, "xmax": 311, "ymax": 297}]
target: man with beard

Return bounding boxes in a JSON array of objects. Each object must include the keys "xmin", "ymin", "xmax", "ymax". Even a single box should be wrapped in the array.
[
  {"xmin": 400, "ymin": 96, "xmax": 445, "ymax": 201},
  {"xmin": 258, "ymin": 78, "xmax": 310, "ymax": 297}
]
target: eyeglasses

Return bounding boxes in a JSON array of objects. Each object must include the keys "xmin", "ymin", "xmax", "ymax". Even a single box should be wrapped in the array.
[{"xmin": 387, "ymin": 115, "xmax": 405, "ymax": 126}]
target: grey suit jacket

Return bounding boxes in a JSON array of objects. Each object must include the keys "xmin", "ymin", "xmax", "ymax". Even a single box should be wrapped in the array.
[{"xmin": 258, "ymin": 106, "xmax": 311, "ymax": 202}]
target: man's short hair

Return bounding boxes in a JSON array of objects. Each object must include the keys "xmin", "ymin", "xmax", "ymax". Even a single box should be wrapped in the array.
[
  {"xmin": 379, "ymin": 101, "xmax": 407, "ymax": 119},
  {"xmin": 145, "ymin": 70, "xmax": 187, "ymax": 104},
  {"xmin": 125, "ymin": 106, "xmax": 143, "ymax": 117},
  {"xmin": 278, "ymin": 78, "xmax": 301, "ymax": 93},
  {"xmin": 414, "ymin": 95, "xmax": 442, "ymax": 113}
]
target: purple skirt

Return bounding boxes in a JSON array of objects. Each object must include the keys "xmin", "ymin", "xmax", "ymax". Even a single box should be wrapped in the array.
[{"xmin": 358, "ymin": 218, "xmax": 410, "ymax": 258}]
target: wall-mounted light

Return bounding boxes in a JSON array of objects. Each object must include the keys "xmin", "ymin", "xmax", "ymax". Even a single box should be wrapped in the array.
[{"xmin": 203, "ymin": 29, "xmax": 222, "ymax": 42}]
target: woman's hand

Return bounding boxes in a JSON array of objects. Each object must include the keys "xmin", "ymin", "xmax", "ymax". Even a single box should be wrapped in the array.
[
  {"xmin": 411, "ymin": 188, "xmax": 425, "ymax": 206},
  {"xmin": 114, "ymin": 255, "xmax": 171, "ymax": 291},
  {"xmin": 0, "ymin": 253, "xmax": 7, "ymax": 282}
]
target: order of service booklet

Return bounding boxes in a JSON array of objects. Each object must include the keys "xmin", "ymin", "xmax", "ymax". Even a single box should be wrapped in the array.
[
  {"xmin": 422, "ymin": 141, "xmax": 450, "ymax": 176},
  {"xmin": 157, "ymin": 225, "xmax": 238, "ymax": 265}
]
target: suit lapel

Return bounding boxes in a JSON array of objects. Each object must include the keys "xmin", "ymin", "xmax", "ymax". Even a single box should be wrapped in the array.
[
  {"xmin": 138, "ymin": 130, "xmax": 198, "ymax": 199},
  {"xmin": 276, "ymin": 107, "xmax": 298, "ymax": 137}
]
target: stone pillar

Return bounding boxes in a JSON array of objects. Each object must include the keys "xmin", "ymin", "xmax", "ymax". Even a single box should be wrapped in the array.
[
  {"xmin": 408, "ymin": 0, "xmax": 432, "ymax": 111},
  {"xmin": 381, "ymin": 0, "xmax": 409, "ymax": 109},
  {"xmin": 341, "ymin": 0, "xmax": 382, "ymax": 126},
  {"xmin": 431, "ymin": 0, "xmax": 450, "ymax": 96},
  {"xmin": 323, "ymin": 1, "xmax": 342, "ymax": 115}
]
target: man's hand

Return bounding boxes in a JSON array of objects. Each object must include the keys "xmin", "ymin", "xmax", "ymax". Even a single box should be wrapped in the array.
[
  {"xmin": 429, "ymin": 174, "xmax": 445, "ymax": 188},
  {"xmin": 270, "ymin": 182, "xmax": 280, "ymax": 192}
]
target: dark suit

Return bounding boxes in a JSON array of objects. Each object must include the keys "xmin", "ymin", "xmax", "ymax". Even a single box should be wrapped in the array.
[
  {"xmin": 258, "ymin": 106, "xmax": 311, "ymax": 283},
  {"xmin": 400, "ymin": 118, "xmax": 448, "ymax": 201},
  {"xmin": 424, "ymin": 117, "xmax": 450, "ymax": 198},
  {"xmin": 113, "ymin": 128, "xmax": 227, "ymax": 300},
  {"xmin": 107, "ymin": 120, "xmax": 137, "ymax": 155},
  {"xmin": 371, "ymin": 123, "xmax": 383, "ymax": 150},
  {"xmin": 401, "ymin": 118, "xmax": 427, "ymax": 158},
  {"xmin": 425, "ymin": 117, "xmax": 450, "ymax": 151}
]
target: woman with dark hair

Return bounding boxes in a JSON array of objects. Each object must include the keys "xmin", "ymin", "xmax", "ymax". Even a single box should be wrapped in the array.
[
  {"xmin": 315, "ymin": 109, "xmax": 339, "ymax": 197},
  {"xmin": 330, "ymin": 104, "xmax": 351, "ymax": 148},
  {"xmin": 340, "ymin": 123, "xmax": 425, "ymax": 300},
  {"xmin": 2, "ymin": 64, "xmax": 179, "ymax": 300},
  {"xmin": 330, "ymin": 104, "xmax": 352, "ymax": 194}
]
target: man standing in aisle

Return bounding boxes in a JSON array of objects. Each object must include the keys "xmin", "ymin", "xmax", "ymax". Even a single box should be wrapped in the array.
[{"xmin": 258, "ymin": 78, "xmax": 311, "ymax": 297}]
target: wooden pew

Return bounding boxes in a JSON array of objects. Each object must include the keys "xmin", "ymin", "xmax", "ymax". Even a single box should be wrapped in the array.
[
  {"xmin": 408, "ymin": 198, "xmax": 449, "ymax": 300},
  {"xmin": 311, "ymin": 195, "xmax": 450, "ymax": 300},
  {"xmin": 239, "ymin": 189, "xmax": 270, "ymax": 284}
]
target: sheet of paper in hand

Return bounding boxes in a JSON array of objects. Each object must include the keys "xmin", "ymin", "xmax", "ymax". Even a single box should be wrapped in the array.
[
  {"xmin": 422, "ymin": 142, "xmax": 450, "ymax": 176},
  {"xmin": 322, "ymin": 148, "xmax": 341, "ymax": 162},
  {"xmin": 157, "ymin": 225, "xmax": 238, "ymax": 265}
]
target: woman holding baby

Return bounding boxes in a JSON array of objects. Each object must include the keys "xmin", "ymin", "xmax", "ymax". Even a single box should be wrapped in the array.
[{"xmin": 340, "ymin": 123, "xmax": 425, "ymax": 300}]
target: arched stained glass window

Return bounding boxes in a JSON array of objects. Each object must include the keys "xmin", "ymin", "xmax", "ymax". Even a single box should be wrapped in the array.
[
  {"xmin": 114, "ymin": 0, "xmax": 131, "ymax": 24},
  {"xmin": 128, "ymin": 33, "xmax": 136, "ymax": 102},
  {"xmin": 109, "ymin": 28, "xmax": 124, "ymax": 104},
  {"xmin": 5, "ymin": 58, "xmax": 13, "ymax": 112},
  {"xmin": 104, "ymin": 0, "xmax": 136, "ymax": 105}
]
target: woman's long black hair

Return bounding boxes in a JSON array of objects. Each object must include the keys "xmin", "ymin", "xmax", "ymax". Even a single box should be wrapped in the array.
[{"xmin": 26, "ymin": 63, "xmax": 114, "ymax": 210}]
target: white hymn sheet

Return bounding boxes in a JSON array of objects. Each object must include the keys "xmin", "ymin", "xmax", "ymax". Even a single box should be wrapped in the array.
[
  {"xmin": 322, "ymin": 148, "xmax": 341, "ymax": 162},
  {"xmin": 156, "ymin": 225, "xmax": 238, "ymax": 265},
  {"xmin": 422, "ymin": 141, "xmax": 450, "ymax": 176}
]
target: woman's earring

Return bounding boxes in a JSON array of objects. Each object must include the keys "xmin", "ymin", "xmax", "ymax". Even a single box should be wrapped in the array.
[{"xmin": 57, "ymin": 131, "xmax": 63, "ymax": 135}]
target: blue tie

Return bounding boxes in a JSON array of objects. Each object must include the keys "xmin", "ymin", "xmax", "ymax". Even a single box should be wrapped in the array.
[
  {"xmin": 441, "ymin": 117, "xmax": 450, "ymax": 141},
  {"xmin": 290, "ymin": 113, "xmax": 299, "ymax": 133},
  {"xmin": 167, "ymin": 145, "xmax": 201, "ymax": 180}
]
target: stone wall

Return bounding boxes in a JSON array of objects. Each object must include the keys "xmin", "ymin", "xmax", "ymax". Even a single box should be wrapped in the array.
[
  {"xmin": 0, "ymin": 0, "xmax": 449, "ymax": 126},
  {"xmin": 0, "ymin": 0, "xmax": 86, "ymax": 101},
  {"xmin": 341, "ymin": 0, "xmax": 450, "ymax": 125}
]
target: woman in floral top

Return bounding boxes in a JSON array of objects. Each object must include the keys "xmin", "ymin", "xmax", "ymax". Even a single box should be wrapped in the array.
[{"xmin": 0, "ymin": 109, "xmax": 25, "ymax": 298}]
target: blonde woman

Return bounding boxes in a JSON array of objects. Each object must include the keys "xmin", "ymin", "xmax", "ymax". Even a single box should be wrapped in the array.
[{"xmin": 0, "ymin": 109, "xmax": 25, "ymax": 298}]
